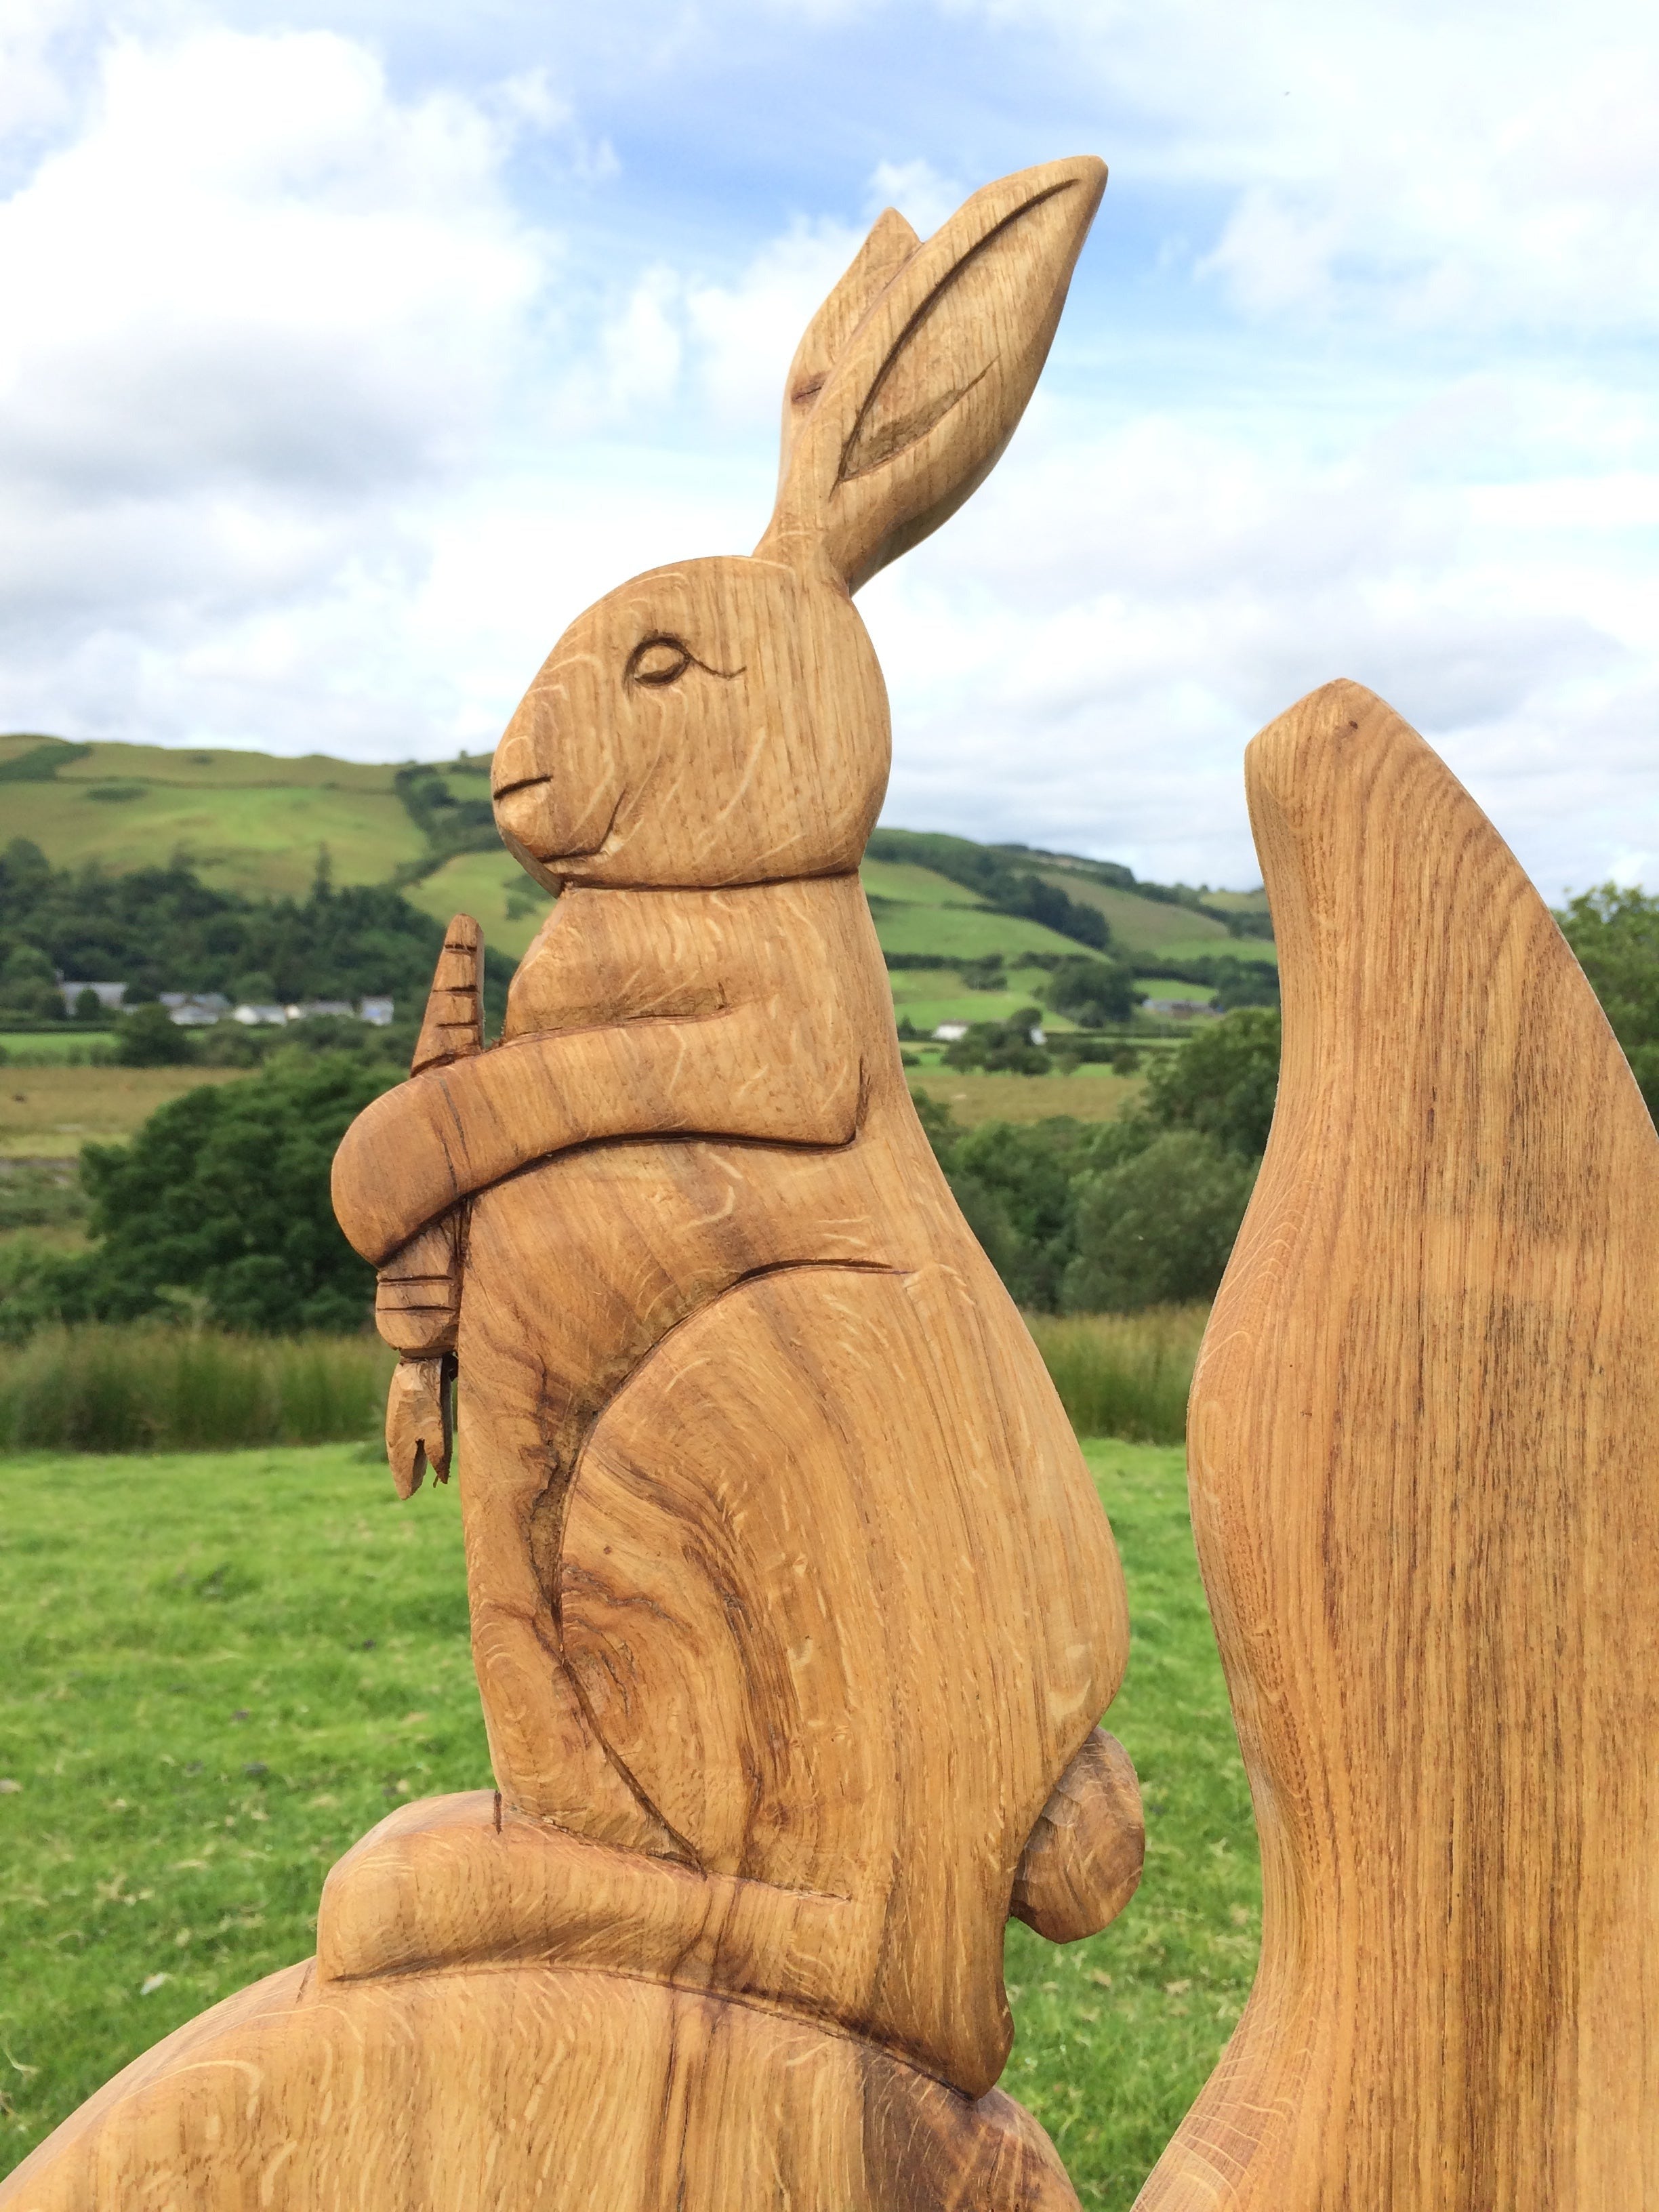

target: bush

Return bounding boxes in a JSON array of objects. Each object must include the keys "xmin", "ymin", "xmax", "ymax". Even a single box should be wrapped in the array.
[
  {"xmin": 0, "ymin": 1326, "xmax": 394, "ymax": 1452},
  {"xmin": 113, "ymin": 1003, "xmax": 198, "ymax": 1066},
  {"xmin": 1062, "ymin": 1131, "xmax": 1256, "ymax": 1313},
  {"xmin": 942, "ymin": 1009, "xmax": 1052, "ymax": 1075},
  {"xmin": 0, "ymin": 1235, "xmax": 100, "ymax": 1344}
]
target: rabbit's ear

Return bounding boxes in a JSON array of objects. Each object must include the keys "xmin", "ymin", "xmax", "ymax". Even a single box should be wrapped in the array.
[
  {"xmin": 758, "ymin": 157, "xmax": 1105, "ymax": 592},
  {"xmin": 779, "ymin": 207, "xmax": 920, "ymax": 492}
]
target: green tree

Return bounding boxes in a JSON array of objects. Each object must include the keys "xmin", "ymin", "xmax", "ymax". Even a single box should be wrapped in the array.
[
  {"xmin": 1, "ymin": 943, "xmax": 62, "ymax": 1021},
  {"xmin": 1046, "ymin": 956, "xmax": 1141, "ymax": 1027},
  {"xmin": 1062, "ymin": 1131, "xmax": 1256, "ymax": 1312},
  {"xmin": 1556, "ymin": 884, "xmax": 1659, "ymax": 1120},
  {"xmin": 1145, "ymin": 1007, "xmax": 1281, "ymax": 1157},
  {"xmin": 75, "ymin": 1052, "xmax": 396, "ymax": 1332},
  {"xmin": 942, "ymin": 1009, "xmax": 1052, "ymax": 1075}
]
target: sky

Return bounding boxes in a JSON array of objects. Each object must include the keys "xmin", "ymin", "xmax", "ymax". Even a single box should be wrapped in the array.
[{"xmin": 1, "ymin": 0, "xmax": 1655, "ymax": 893}]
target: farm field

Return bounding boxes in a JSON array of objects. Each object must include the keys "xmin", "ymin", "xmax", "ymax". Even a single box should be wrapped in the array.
[
  {"xmin": 0, "ymin": 1066, "xmax": 248, "ymax": 1158},
  {"xmin": 0, "ymin": 1436, "xmax": 1256, "ymax": 2208},
  {"xmin": 0, "ymin": 1036, "xmax": 114, "ymax": 1067},
  {"xmin": 909, "ymin": 1065, "xmax": 1145, "ymax": 1125},
  {"xmin": 888, "ymin": 959, "xmax": 1082, "ymax": 1033}
]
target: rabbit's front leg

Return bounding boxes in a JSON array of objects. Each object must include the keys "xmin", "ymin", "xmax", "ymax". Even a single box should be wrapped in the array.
[{"xmin": 333, "ymin": 996, "xmax": 860, "ymax": 1269}]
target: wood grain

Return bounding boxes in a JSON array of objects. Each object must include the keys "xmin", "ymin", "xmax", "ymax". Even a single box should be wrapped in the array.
[
  {"xmin": 6, "ymin": 157, "xmax": 1134, "ymax": 2209},
  {"xmin": 1136, "ymin": 680, "xmax": 1659, "ymax": 2209},
  {"xmin": 2, "ymin": 1955, "xmax": 1086, "ymax": 2212}
]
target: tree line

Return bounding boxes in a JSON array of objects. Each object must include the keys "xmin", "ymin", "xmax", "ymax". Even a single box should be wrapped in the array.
[{"xmin": 0, "ymin": 840, "xmax": 512, "ymax": 1031}]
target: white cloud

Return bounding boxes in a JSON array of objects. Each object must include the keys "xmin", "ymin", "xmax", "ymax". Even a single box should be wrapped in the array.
[
  {"xmin": 983, "ymin": 0, "xmax": 1659, "ymax": 337},
  {"xmin": 862, "ymin": 384, "xmax": 1658, "ymax": 895},
  {"xmin": 866, "ymin": 157, "xmax": 962, "ymax": 238},
  {"xmin": 0, "ymin": 22, "xmax": 556, "ymax": 740},
  {"xmin": 0, "ymin": 29, "xmax": 546, "ymax": 497},
  {"xmin": 686, "ymin": 220, "xmax": 862, "ymax": 426}
]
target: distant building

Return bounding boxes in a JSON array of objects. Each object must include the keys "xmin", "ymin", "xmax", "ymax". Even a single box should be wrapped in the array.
[
  {"xmin": 232, "ymin": 1002, "xmax": 289, "ymax": 1027},
  {"xmin": 161, "ymin": 992, "xmax": 232, "ymax": 1027},
  {"xmin": 58, "ymin": 981, "xmax": 127, "ymax": 1012},
  {"xmin": 359, "ymin": 997, "xmax": 395, "ymax": 1026},
  {"xmin": 291, "ymin": 1000, "xmax": 356, "ymax": 1021},
  {"xmin": 1142, "ymin": 999, "xmax": 1218, "ymax": 1021},
  {"xmin": 933, "ymin": 1021, "xmax": 970, "ymax": 1042}
]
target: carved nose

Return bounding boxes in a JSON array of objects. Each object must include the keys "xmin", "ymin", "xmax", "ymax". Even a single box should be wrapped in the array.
[{"xmin": 491, "ymin": 695, "xmax": 556, "ymax": 796}]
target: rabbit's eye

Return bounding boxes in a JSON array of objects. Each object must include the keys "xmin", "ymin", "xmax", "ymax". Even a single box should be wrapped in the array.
[{"xmin": 626, "ymin": 636, "xmax": 693, "ymax": 690}]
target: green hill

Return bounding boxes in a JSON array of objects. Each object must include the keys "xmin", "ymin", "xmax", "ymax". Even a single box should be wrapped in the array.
[
  {"xmin": 1, "ymin": 733, "xmax": 1272, "ymax": 989},
  {"xmin": 0, "ymin": 734, "xmax": 424, "ymax": 900}
]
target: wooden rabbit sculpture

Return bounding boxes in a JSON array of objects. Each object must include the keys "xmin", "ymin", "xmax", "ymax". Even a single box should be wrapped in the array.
[{"xmin": 1, "ymin": 158, "xmax": 1141, "ymax": 2212}]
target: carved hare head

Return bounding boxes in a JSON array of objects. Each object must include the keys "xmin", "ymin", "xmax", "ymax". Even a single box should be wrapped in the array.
[{"xmin": 493, "ymin": 157, "xmax": 1105, "ymax": 891}]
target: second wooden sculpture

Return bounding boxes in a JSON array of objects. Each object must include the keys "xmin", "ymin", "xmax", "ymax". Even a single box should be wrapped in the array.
[
  {"xmin": 1137, "ymin": 682, "xmax": 1659, "ymax": 2209},
  {"xmin": 3, "ymin": 158, "xmax": 1142, "ymax": 2212}
]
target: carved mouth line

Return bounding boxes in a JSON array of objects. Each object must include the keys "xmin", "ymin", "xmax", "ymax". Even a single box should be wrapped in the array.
[{"xmin": 496, "ymin": 785, "xmax": 625, "ymax": 867}]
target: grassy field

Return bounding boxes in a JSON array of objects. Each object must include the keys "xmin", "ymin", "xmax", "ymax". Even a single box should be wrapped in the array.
[
  {"xmin": 400, "ymin": 851, "xmax": 554, "ymax": 962},
  {"xmin": 1027, "ymin": 872, "xmax": 1278, "ymax": 971},
  {"xmin": 0, "ymin": 1066, "xmax": 247, "ymax": 1158},
  {"xmin": 0, "ymin": 1036, "xmax": 115, "ymax": 1067},
  {"xmin": 0, "ymin": 1437, "xmax": 1254, "ymax": 2206},
  {"xmin": 872, "ymin": 898, "xmax": 1091, "ymax": 962},
  {"xmin": 0, "ymin": 735, "xmax": 424, "ymax": 900},
  {"xmin": 909, "ymin": 1066, "xmax": 1147, "ymax": 1125},
  {"xmin": 888, "ymin": 959, "xmax": 1080, "ymax": 1033}
]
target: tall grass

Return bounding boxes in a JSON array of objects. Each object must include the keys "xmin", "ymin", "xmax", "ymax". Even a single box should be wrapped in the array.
[
  {"xmin": 0, "ymin": 1308, "xmax": 1210, "ymax": 1456},
  {"xmin": 1026, "ymin": 1304, "xmax": 1209, "ymax": 1443},
  {"xmin": 0, "ymin": 1327, "xmax": 395, "ymax": 1454}
]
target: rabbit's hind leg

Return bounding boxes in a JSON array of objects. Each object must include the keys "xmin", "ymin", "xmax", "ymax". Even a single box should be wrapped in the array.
[{"xmin": 0, "ymin": 1959, "xmax": 1081, "ymax": 2212}]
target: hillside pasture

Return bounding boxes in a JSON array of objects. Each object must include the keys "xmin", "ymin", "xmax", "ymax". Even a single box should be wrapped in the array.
[
  {"xmin": 400, "ymin": 851, "xmax": 552, "ymax": 964},
  {"xmin": 872, "ymin": 899, "xmax": 1090, "ymax": 962},
  {"xmin": 859, "ymin": 856, "xmax": 991, "ymax": 907},
  {"xmin": 1033, "ymin": 872, "xmax": 1276, "ymax": 968},
  {"xmin": 888, "ymin": 961, "xmax": 1082, "ymax": 1033},
  {"xmin": 1, "ymin": 739, "xmax": 424, "ymax": 900},
  {"xmin": 0, "ymin": 1437, "xmax": 1258, "ymax": 2209}
]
